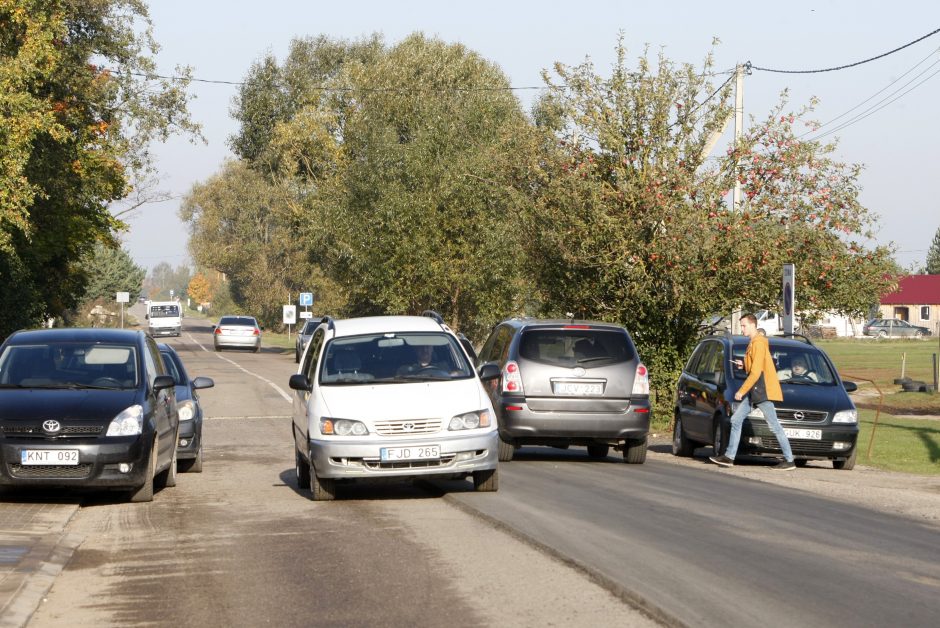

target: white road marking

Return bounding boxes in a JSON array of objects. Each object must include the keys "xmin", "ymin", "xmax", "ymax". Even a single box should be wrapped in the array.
[{"xmin": 187, "ymin": 332, "xmax": 292, "ymax": 403}]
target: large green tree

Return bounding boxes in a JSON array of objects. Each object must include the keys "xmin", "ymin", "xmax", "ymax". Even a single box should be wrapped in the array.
[
  {"xmin": 80, "ymin": 242, "xmax": 145, "ymax": 302},
  {"xmin": 925, "ymin": 225, "xmax": 940, "ymax": 275},
  {"xmin": 0, "ymin": 0, "xmax": 198, "ymax": 337},
  {"xmin": 526, "ymin": 42, "xmax": 896, "ymax": 416}
]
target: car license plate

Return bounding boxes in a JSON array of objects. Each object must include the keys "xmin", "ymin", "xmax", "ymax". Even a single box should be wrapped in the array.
[
  {"xmin": 553, "ymin": 382, "xmax": 603, "ymax": 396},
  {"xmin": 380, "ymin": 445, "xmax": 440, "ymax": 461},
  {"xmin": 784, "ymin": 428, "xmax": 822, "ymax": 440},
  {"xmin": 21, "ymin": 450, "xmax": 80, "ymax": 465}
]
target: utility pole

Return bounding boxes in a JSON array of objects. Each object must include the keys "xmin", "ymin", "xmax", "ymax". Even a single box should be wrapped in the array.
[{"xmin": 730, "ymin": 63, "xmax": 745, "ymax": 335}]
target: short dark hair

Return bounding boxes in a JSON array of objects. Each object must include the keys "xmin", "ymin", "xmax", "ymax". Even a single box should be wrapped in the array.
[{"xmin": 741, "ymin": 313, "xmax": 758, "ymax": 325}]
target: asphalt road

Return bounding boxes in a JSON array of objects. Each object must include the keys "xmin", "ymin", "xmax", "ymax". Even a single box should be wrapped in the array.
[{"xmin": 9, "ymin": 313, "xmax": 940, "ymax": 627}]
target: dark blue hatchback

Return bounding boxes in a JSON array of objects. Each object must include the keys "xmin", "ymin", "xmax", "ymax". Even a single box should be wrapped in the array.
[
  {"xmin": 673, "ymin": 333, "xmax": 859, "ymax": 469},
  {"xmin": 0, "ymin": 328, "xmax": 179, "ymax": 500}
]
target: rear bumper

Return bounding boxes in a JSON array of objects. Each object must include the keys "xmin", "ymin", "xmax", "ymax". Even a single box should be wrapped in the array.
[
  {"xmin": 214, "ymin": 335, "xmax": 260, "ymax": 349},
  {"xmin": 497, "ymin": 396, "xmax": 651, "ymax": 444}
]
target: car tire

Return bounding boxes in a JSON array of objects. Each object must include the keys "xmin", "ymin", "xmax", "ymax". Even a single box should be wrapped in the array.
[
  {"xmin": 623, "ymin": 436, "xmax": 647, "ymax": 464},
  {"xmin": 794, "ymin": 458, "xmax": 808, "ymax": 468},
  {"xmin": 833, "ymin": 447, "xmax": 857, "ymax": 470},
  {"xmin": 712, "ymin": 419, "xmax": 728, "ymax": 457},
  {"xmin": 497, "ymin": 436, "xmax": 515, "ymax": 462},
  {"xmin": 902, "ymin": 380, "xmax": 925, "ymax": 392},
  {"xmin": 473, "ymin": 468, "xmax": 499, "ymax": 492},
  {"xmin": 893, "ymin": 377, "xmax": 912, "ymax": 385},
  {"xmin": 914, "ymin": 330, "xmax": 924, "ymax": 339},
  {"xmin": 672, "ymin": 414, "xmax": 696, "ymax": 457},
  {"xmin": 129, "ymin": 439, "xmax": 157, "ymax": 503},
  {"xmin": 310, "ymin": 465, "xmax": 336, "ymax": 501},
  {"xmin": 587, "ymin": 443, "xmax": 609, "ymax": 458},
  {"xmin": 877, "ymin": 330, "xmax": 887, "ymax": 338},
  {"xmin": 295, "ymin": 349, "xmax": 300, "ymax": 363},
  {"xmin": 295, "ymin": 448, "xmax": 310, "ymax": 488},
  {"xmin": 214, "ymin": 345, "xmax": 221, "ymax": 352},
  {"xmin": 254, "ymin": 345, "xmax": 260, "ymax": 353}
]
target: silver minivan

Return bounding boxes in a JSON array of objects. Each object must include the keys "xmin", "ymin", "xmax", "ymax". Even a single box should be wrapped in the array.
[
  {"xmin": 289, "ymin": 314, "xmax": 501, "ymax": 500},
  {"xmin": 477, "ymin": 318, "xmax": 651, "ymax": 463}
]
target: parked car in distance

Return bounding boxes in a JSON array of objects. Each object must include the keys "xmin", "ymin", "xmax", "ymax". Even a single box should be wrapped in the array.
[
  {"xmin": 289, "ymin": 312, "xmax": 501, "ymax": 500},
  {"xmin": 0, "ymin": 328, "xmax": 180, "ymax": 501},
  {"xmin": 673, "ymin": 332, "xmax": 859, "ymax": 469},
  {"xmin": 295, "ymin": 319, "xmax": 320, "ymax": 363},
  {"xmin": 158, "ymin": 344, "xmax": 214, "ymax": 472},
  {"xmin": 213, "ymin": 315, "xmax": 262, "ymax": 352},
  {"xmin": 476, "ymin": 317, "xmax": 651, "ymax": 463},
  {"xmin": 862, "ymin": 318, "xmax": 931, "ymax": 338}
]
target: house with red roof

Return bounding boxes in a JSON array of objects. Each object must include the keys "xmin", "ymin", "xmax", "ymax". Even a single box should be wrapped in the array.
[{"xmin": 877, "ymin": 275, "xmax": 940, "ymax": 335}]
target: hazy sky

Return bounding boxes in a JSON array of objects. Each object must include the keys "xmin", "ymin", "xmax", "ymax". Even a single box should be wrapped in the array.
[{"xmin": 120, "ymin": 1, "xmax": 940, "ymax": 274}]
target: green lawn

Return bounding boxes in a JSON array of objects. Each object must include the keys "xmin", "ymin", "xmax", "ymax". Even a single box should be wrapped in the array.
[{"xmin": 857, "ymin": 410, "xmax": 939, "ymax": 475}]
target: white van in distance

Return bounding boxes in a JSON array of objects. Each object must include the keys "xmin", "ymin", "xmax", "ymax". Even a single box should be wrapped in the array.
[{"xmin": 146, "ymin": 301, "xmax": 182, "ymax": 337}]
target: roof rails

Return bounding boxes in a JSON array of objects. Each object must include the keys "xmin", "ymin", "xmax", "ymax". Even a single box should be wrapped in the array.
[
  {"xmin": 319, "ymin": 315, "xmax": 335, "ymax": 331},
  {"xmin": 780, "ymin": 332, "xmax": 815, "ymax": 346},
  {"xmin": 421, "ymin": 310, "xmax": 444, "ymax": 324}
]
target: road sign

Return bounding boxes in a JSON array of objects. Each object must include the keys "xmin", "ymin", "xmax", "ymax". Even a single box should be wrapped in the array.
[
  {"xmin": 299, "ymin": 292, "xmax": 313, "ymax": 307},
  {"xmin": 299, "ymin": 311, "xmax": 313, "ymax": 319},
  {"xmin": 283, "ymin": 305, "xmax": 297, "ymax": 325},
  {"xmin": 116, "ymin": 292, "xmax": 129, "ymax": 303}
]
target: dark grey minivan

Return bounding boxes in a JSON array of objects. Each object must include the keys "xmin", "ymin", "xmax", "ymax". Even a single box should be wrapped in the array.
[{"xmin": 476, "ymin": 318, "xmax": 651, "ymax": 463}]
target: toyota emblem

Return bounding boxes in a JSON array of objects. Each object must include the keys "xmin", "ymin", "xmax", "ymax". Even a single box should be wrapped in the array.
[
  {"xmin": 42, "ymin": 419, "xmax": 62, "ymax": 434},
  {"xmin": 573, "ymin": 367, "xmax": 586, "ymax": 378},
  {"xmin": 401, "ymin": 422, "xmax": 415, "ymax": 432},
  {"xmin": 793, "ymin": 411, "xmax": 805, "ymax": 422}
]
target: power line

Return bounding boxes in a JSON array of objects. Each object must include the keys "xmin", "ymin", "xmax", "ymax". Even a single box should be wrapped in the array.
[{"xmin": 750, "ymin": 26, "xmax": 940, "ymax": 74}]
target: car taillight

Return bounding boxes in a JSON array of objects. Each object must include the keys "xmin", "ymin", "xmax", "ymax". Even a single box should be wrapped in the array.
[
  {"xmin": 632, "ymin": 363, "xmax": 649, "ymax": 395},
  {"xmin": 502, "ymin": 361, "xmax": 524, "ymax": 395},
  {"xmin": 253, "ymin": 328, "xmax": 260, "ymax": 336},
  {"xmin": 214, "ymin": 327, "xmax": 222, "ymax": 335}
]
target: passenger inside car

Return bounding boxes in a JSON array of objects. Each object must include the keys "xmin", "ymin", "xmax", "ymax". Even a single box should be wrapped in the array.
[{"xmin": 778, "ymin": 355, "xmax": 819, "ymax": 382}]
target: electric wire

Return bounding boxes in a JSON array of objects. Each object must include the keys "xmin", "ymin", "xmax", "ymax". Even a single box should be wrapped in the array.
[{"xmin": 751, "ymin": 26, "xmax": 940, "ymax": 73}]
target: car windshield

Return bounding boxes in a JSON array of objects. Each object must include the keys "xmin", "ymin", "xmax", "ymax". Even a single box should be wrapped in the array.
[
  {"xmin": 302, "ymin": 321, "xmax": 318, "ymax": 334},
  {"xmin": 150, "ymin": 305, "xmax": 179, "ymax": 317},
  {"xmin": 0, "ymin": 342, "xmax": 139, "ymax": 389},
  {"xmin": 730, "ymin": 344, "xmax": 837, "ymax": 385},
  {"xmin": 319, "ymin": 332, "xmax": 474, "ymax": 385},
  {"xmin": 518, "ymin": 328, "xmax": 634, "ymax": 367}
]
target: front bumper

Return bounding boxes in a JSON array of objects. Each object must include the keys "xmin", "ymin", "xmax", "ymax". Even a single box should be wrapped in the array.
[
  {"xmin": 0, "ymin": 437, "xmax": 153, "ymax": 489},
  {"xmin": 308, "ymin": 431, "xmax": 498, "ymax": 480},
  {"xmin": 497, "ymin": 396, "xmax": 651, "ymax": 444},
  {"xmin": 176, "ymin": 420, "xmax": 201, "ymax": 459},
  {"xmin": 740, "ymin": 420, "xmax": 859, "ymax": 460}
]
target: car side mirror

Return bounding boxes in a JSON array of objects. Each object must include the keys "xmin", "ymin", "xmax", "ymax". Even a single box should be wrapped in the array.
[
  {"xmin": 843, "ymin": 381, "xmax": 858, "ymax": 393},
  {"xmin": 289, "ymin": 373, "xmax": 312, "ymax": 391},
  {"xmin": 153, "ymin": 375, "xmax": 175, "ymax": 391},
  {"xmin": 192, "ymin": 376, "xmax": 214, "ymax": 390},
  {"xmin": 144, "ymin": 314, "xmax": 149, "ymax": 320},
  {"xmin": 478, "ymin": 363, "xmax": 500, "ymax": 381}
]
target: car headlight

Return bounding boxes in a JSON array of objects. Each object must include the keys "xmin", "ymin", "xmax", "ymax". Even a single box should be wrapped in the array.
[
  {"xmin": 832, "ymin": 409, "xmax": 858, "ymax": 424},
  {"xmin": 106, "ymin": 405, "xmax": 144, "ymax": 436},
  {"xmin": 448, "ymin": 410, "xmax": 491, "ymax": 431},
  {"xmin": 178, "ymin": 399, "xmax": 196, "ymax": 422},
  {"xmin": 320, "ymin": 418, "xmax": 369, "ymax": 436}
]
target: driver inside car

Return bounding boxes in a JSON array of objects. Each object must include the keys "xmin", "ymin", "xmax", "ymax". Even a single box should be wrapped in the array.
[{"xmin": 398, "ymin": 344, "xmax": 448, "ymax": 375}]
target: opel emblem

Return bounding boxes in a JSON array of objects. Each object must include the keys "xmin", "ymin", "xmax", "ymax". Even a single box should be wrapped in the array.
[
  {"xmin": 42, "ymin": 419, "xmax": 62, "ymax": 434},
  {"xmin": 573, "ymin": 367, "xmax": 586, "ymax": 378},
  {"xmin": 793, "ymin": 411, "xmax": 805, "ymax": 422},
  {"xmin": 402, "ymin": 422, "xmax": 415, "ymax": 432}
]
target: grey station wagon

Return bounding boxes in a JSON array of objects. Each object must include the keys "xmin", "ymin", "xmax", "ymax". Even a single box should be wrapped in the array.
[{"xmin": 476, "ymin": 318, "xmax": 651, "ymax": 463}]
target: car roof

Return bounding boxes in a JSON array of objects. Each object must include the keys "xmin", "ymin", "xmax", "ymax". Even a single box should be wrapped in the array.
[
  {"xmin": 710, "ymin": 334, "xmax": 823, "ymax": 351},
  {"xmin": 501, "ymin": 317, "xmax": 627, "ymax": 330},
  {"xmin": 5, "ymin": 327, "xmax": 143, "ymax": 345},
  {"xmin": 331, "ymin": 316, "xmax": 450, "ymax": 338}
]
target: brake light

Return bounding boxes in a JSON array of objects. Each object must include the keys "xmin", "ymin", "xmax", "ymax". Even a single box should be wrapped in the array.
[
  {"xmin": 253, "ymin": 328, "xmax": 260, "ymax": 336},
  {"xmin": 502, "ymin": 361, "xmax": 524, "ymax": 394},
  {"xmin": 563, "ymin": 325, "xmax": 590, "ymax": 329},
  {"xmin": 214, "ymin": 327, "xmax": 222, "ymax": 335},
  {"xmin": 632, "ymin": 363, "xmax": 649, "ymax": 395}
]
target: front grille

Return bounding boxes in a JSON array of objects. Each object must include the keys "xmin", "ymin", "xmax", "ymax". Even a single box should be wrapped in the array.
[
  {"xmin": 757, "ymin": 436, "xmax": 836, "ymax": 454},
  {"xmin": 777, "ymin": 409, "xmax": 828, "ymax": 424},
  {"xmin": 363, "ymin": 453, "xmax": 456, "ymax": 470},
  {"xmin": 2, "ymin": 425, "xmax": 103, "ymax": 439},
  {"xmin": 8, "ymin": 463, "xmax": 93, "ymax": 479},
  {"xmin": 373, "ymin": 419, "xmax": 442, "ymax": 436}
]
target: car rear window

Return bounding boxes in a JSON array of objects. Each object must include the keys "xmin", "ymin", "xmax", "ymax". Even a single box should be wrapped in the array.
[
  {"xmin": 518, "ymin": 328, "xmax": 635, "ymax": 367},
  {"xmin": 219, "ymin": 316, "xmax": 255, "ymax": 326}
]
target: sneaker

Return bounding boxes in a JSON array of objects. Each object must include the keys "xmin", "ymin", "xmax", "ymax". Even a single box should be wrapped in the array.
[
  {"xmin": 771, "ymin": 460, "xmax": 796, "ymax": 471},
  {"xmin": 709, "ymin": 455, "xmax": 734, "ymax": 467}
]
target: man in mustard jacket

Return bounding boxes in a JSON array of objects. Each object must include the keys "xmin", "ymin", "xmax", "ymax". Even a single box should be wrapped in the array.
[{"xmin": 709, "ymin": 313, "xmax": 796, "ymax": 470}]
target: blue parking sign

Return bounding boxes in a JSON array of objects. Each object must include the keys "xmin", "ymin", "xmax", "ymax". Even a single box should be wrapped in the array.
[{"xmin": 299, "ymin": 292, "xmax": 313, "ymax": 306}]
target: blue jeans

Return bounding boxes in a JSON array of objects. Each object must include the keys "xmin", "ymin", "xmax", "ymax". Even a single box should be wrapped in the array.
[{"xmin": 724, "ymin": 397, "xmax": 794, "ymax": 462}]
